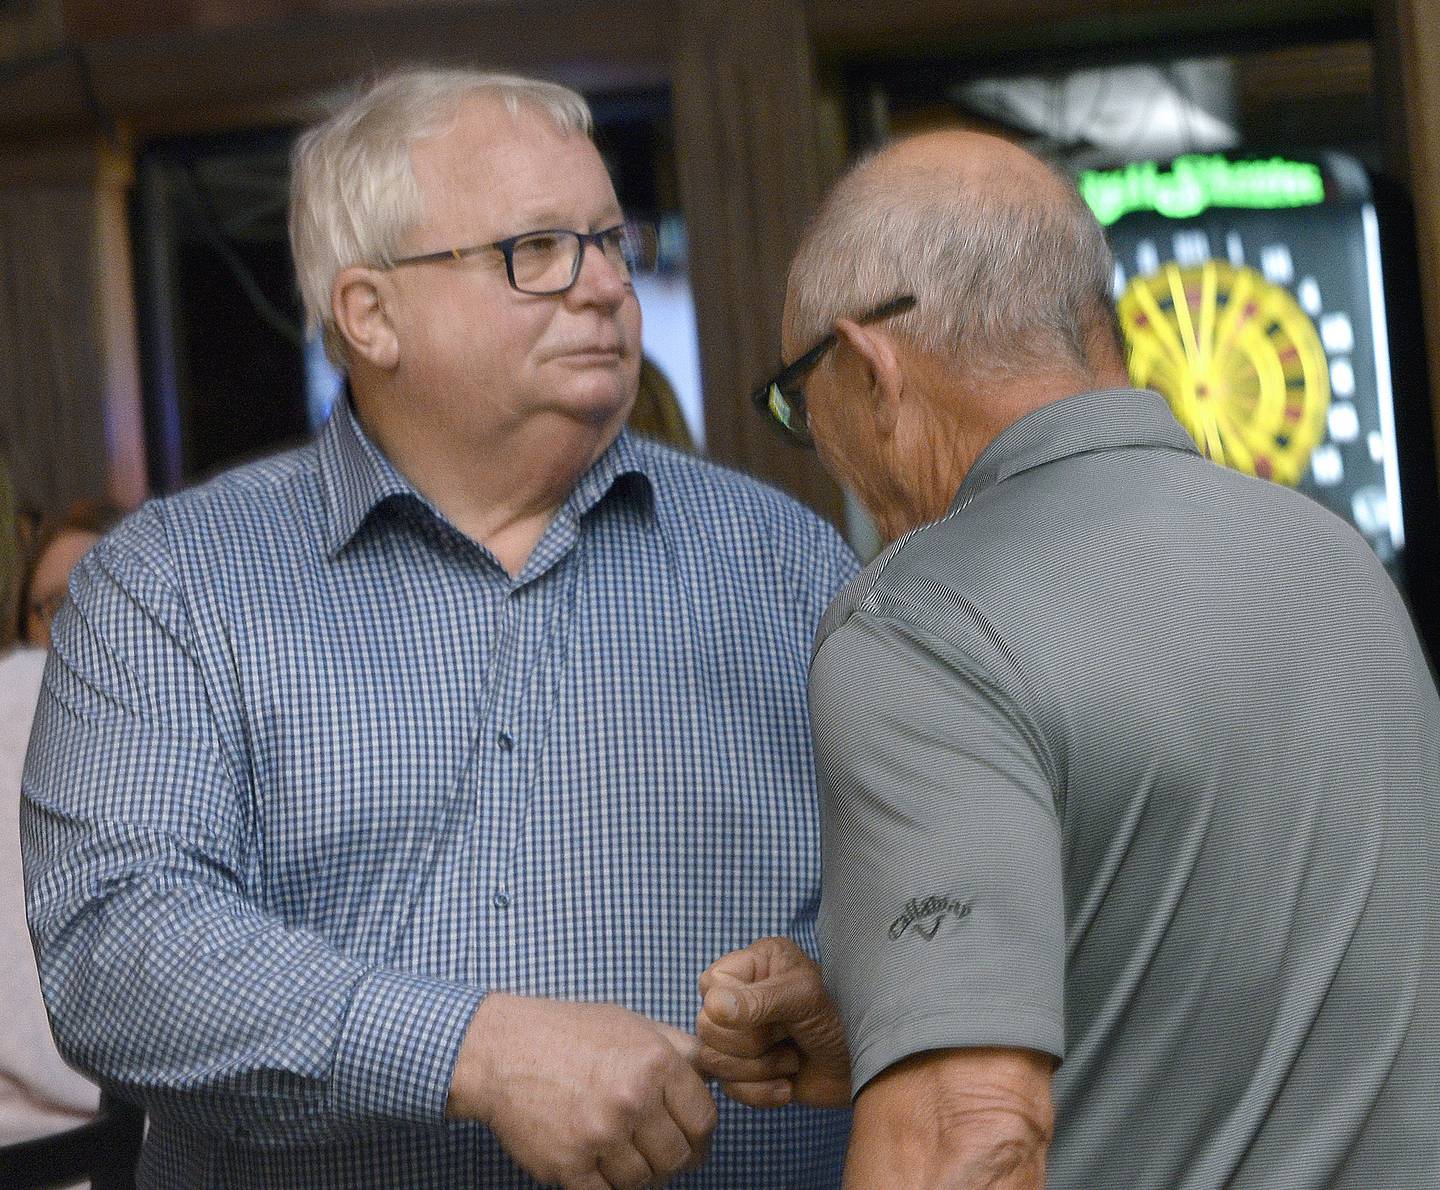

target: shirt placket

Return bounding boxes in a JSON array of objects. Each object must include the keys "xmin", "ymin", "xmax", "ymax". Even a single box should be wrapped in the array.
[{"xmin": 480, "ymin": 535, "xmax": 583, "ymax": 920}]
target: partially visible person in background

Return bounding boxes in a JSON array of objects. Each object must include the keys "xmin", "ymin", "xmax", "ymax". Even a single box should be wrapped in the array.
[
  {"xmin": 2, "ymin": 493, "xmax": 122, "ymax": 1153},
  {"xmin": 16, "ymin": 499, "xmax": 125, "ymax": 649},
  {"xmin": 0, "ymin": 457, "xmax": 17, "ymax": 652},
  {"xmin": 627, "ymin": 356, "xmax": 694, "ymax": 451}
]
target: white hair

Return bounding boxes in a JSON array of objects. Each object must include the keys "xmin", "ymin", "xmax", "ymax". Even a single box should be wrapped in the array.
[
  {"xmin": 289, "ymin": 67, "xmax": 593, "ymax": 365},
  {"xmin": 786, "ymin": 143, "xmax": 1117, "ymax": 379}
]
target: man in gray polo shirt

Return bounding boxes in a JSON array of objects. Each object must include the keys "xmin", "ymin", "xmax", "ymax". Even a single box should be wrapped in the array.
[{"xmin": 695, "ymin": 129, "xmax": 1440, "ymax": 1188}]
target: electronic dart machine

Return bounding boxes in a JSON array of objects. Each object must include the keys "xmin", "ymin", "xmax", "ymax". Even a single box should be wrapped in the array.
[{"xmin": 1078, "ymin": 152, "xmax": 1440, "ymax": 651}]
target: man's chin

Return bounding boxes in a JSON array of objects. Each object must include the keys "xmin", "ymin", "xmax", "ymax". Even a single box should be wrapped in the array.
[{"xmin": 546, "ymin": 387, "xmax": 637, "ymax": 434}]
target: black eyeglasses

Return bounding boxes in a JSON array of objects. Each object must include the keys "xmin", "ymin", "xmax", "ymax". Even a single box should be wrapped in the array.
[
  {"xmin": 750, "ymin": 294, "xmax": 917, "ymax": 447},
  {"xmin": 388, "ymin": 219, "xmax": 658, "ymax": 296}
]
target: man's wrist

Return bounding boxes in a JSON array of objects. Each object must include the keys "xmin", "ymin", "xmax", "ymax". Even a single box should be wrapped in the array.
[
  {"xmin": 797, "ymin": 1069, "xmax": 853, "ymax": 1110},
  {"xmin": 446, "ymin": 993, "xmax": 510, "ymax": 1123}
]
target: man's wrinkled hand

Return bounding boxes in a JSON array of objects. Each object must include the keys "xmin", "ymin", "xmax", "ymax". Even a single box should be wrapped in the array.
[
  {"xmin": 448, "ymin": 994, "xmax": 717, "ymax": 1189},
  {"xmin": 695, "ymin": 936, "xmax": 852, "ymax": 1110}
]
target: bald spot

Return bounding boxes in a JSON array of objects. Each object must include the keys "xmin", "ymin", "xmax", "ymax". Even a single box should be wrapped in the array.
[
  {"xmin": 871, "ymin": 129, "xmax": 1078, "ymax": 208},
  {"xmin": 784, "ymin": 127, "xmax": 1123, "ymax": 381}
]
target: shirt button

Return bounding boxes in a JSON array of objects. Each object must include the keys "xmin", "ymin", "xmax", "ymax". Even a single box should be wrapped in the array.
[
  {"xmin": 493, "ymin": 891, "xmax": 511, "ymax": 909},
  {"xmin": 497, "ymin": 730, "xmax": 515, "ymax": 751}
]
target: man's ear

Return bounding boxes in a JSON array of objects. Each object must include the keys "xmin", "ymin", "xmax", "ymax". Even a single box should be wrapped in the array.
[
  {"xmin": 332, "ymin": 266, "xmax": 400, "ymax": 371},
  {"xmin": 834, "ymin": 319, "xmax": 904, "ymax": 438}
]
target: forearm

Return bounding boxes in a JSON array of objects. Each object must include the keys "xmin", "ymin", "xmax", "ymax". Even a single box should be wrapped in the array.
[
  {"xmin": 842, "ymin": 1049, "xmax": 1053, "ymax": 1190},
  {"xmin": 843, "ymin": 1106, "xmax": 1048, "ymax": 1189},
  {"xmin": 24, "ymin": 804, "xmax": 484, "ymax": 1145}
]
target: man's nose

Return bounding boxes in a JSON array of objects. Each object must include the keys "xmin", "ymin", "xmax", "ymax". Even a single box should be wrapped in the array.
[{"xmin": 568, "ymin": 240, "xmax": 629, "ymax": 308}]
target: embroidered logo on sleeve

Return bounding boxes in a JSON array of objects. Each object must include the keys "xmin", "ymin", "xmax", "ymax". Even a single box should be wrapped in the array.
[{"xmin": 888, "ymin": 895, "xmax": 973, "ymax": 940}]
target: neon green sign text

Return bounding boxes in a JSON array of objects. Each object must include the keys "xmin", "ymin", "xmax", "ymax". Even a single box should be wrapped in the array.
[{"xmin": 1078, "ymin": 155, "xmax": 1326, "ymax": 226}]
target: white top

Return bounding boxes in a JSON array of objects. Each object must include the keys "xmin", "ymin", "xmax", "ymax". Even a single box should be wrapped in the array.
[{"xmin": 0, "ymin": 645, "xmax": 100, "ymax": 1144}]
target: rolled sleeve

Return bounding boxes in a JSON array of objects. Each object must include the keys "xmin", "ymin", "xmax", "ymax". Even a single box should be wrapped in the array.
[{"xmin": 811, "ymin": 613, "xmax": 1065, "ymax": 1096}]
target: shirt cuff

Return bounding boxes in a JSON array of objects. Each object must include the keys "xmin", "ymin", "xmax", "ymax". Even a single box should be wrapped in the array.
[{"xmin": 329, "ymin": 968, "xmax": 486, "ymax": 1125}]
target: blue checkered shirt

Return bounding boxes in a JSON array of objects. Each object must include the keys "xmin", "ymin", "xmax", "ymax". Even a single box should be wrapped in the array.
[{"xmin": 21, "ymin": 402, "xmax": 856, "ymax": 1187}]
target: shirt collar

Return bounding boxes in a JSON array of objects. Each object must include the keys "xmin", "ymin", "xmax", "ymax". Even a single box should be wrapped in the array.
[
  {"xmin": 950, "ymin": 387, "xmax": 1198, "ymax": 514},
  {"xmin": 317, "ymin": 394, "xmax": 655, "ymax": 558},
  {"xmin": 565, "ymin": 427, "xmax": 655, "ymax": 523}
]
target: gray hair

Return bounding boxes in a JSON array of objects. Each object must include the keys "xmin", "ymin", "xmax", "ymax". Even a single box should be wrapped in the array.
[
  {"xmin": 289, "ymin": 67, "xmax": 593, "ymax": 365},
  {"xmin": 786, "ymin": 143, "xmax": 1117, "ymax": 380}
]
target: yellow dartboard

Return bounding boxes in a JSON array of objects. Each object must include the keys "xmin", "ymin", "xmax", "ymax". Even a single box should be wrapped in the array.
[{"xmin": 1118, "ymin": 260, "xmax": 1331, "ymax": 485}]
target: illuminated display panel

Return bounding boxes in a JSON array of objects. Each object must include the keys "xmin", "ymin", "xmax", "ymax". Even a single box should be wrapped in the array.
[{"xmin": 1088, "ymin": 153, "xmax": 1408, "ymax": 570}]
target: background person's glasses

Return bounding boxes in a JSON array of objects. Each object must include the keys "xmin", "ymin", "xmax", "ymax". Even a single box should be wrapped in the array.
[
  {"xmin": 389, "ymin": 219, "xmax": 659, "ymax": 295},
  {"xmin": 750, "ymin": 294, "xmax": 917, "ymax": 447}
]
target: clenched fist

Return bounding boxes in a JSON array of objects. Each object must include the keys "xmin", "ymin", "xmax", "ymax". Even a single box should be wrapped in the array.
[
  {"xmin": 449, "ymin": 993, "xmax": 717, "ymax": 1188},
  {"xmin": 696, "ymin": 936, "xmax": 852, "ymax": 1111}
]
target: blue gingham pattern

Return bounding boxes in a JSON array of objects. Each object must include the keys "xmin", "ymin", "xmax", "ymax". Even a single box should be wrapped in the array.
[{"xmin": 21, "ymin": 401, "xmax": 856, "ymax": 1187}]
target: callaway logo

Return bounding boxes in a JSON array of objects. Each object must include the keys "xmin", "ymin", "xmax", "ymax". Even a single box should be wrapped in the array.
[{"xmin": 889, "ymin": 895, "xmax": 972, "ymax": 941}]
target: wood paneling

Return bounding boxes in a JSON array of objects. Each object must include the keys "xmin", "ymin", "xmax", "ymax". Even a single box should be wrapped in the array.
[
  {"xmin": 0, "ymin": 0, "xmax": 59, "ymax": 61},
  {"xmin": 1233, "ymin": 39, "xmax": 1372, "ymax": 107},
  {"xmin": 671, "ymin": 0, "xmax": 842, "ymax": 523},
  {"xmin": 0, "ymin": 142, "xmax": 145, "ymax": 515},
  {"xmin": 806, "ymin": 0, "xmax": 1371, "ymax": 58},
  {"xmin": 0, "ymin": 0, "xmax": 669, "ymax": 140},
  {"xmin": 1376, "ymin": 0, "xmax": 1440, "ymax": 467},
  {"xmin": 60, "ymin": 0, "xmax": 543, "ymax": 43}
]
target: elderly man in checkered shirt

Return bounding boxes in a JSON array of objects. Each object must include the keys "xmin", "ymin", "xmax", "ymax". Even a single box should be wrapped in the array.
[{"xmin": 21, "ymin": 68, "xmax": 855, "ymax": 1189}]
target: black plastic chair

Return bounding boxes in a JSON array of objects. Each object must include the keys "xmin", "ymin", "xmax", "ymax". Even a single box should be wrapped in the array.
[{"xmin": 0, "ymin": 1092, "xmax": 144, "ymax": 1190}]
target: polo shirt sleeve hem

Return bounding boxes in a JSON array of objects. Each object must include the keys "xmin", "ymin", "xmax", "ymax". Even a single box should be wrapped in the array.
[
  {"xmin": 849, "ymin": 1005, "xmax": 1064, "ymax": 1098},
  {"xmin": 329, "ymin": 968, "xmax": 486, "ymax": 1125}
]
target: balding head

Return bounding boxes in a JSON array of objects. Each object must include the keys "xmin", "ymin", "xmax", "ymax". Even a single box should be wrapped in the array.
[{"xmin": 785, "ymin": 130, "xmax": 1120, "ymax": 382}]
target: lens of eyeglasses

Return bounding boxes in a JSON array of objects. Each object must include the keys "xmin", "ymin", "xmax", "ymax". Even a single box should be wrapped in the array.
[
  {"xmin": 511, "ymin": 232, "xmax": 578, "ymax": 293},
  {"xmin": 511, "ymin": 222, "xmax": 658, "ymax": 295},
  {"xmin": 766, "ymin": 384, "xmax": 812, "ymax": 444},
  {"xmin": 603, "ymin": 222, "xmax": 658, "ymax": 278}
]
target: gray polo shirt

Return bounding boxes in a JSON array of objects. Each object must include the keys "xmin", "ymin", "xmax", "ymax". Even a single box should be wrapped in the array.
[{"xmin": 813, "ymin": 388, "xmax": 1439, "ymax": 1188}]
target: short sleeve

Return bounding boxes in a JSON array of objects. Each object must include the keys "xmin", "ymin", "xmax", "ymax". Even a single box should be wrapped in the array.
[{"xmin": 812, "ymin": 612, "xmax": 1064, "ymax": 1095}]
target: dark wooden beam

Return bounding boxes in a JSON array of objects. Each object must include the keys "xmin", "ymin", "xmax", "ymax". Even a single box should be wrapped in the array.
[
  {"xmin": 0, "ymin": 0, "xmax": 669, "ymax": 140},
  {"xmin": 1375, "ymin": 0, "xmax": 1440, "ymax": 466},
  {"xmin": 0, "ymin": 141, "xmax": 147, "ymax": 515},
  {"xmin": 671, "ymin": 0, "xmax": 843, "ymax": 524},
  {"xmin": 806, "ymin": 0, "xmax": 1372, "ymax": 62}
]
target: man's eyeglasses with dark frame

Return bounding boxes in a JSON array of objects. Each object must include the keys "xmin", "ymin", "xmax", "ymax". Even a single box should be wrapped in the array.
[
  {"xmin": 750, "ymin": 294, "xmax": 917, "ymax": 447},
  {"xmin": 388, "ymin": 218, "xmax": 658, "ymax": 296}
]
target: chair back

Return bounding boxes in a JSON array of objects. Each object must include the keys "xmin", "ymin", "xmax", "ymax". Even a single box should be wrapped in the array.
[{"xmin": 0, "ymin": 1092, "xmax": 144, "ymax": 1189}]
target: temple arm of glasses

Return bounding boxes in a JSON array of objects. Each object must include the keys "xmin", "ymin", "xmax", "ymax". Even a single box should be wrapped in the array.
[{"xmin": 388, "ymin": 244, "xmax": 491, "ymax": 269}]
